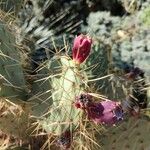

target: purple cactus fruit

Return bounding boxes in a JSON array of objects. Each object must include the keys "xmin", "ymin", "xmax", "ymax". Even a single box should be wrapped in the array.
[
  {"xmin": 56, "ymin": 130, "xmax": 72, "ymax": 149},
  {"xmin": 87, "ymin": 101, "xmax": 123, "ymax": 125},
  {"xmin": 74, "ymin": 94, "xmax": 123, "ymax": 125},
  {"xmin": 86, "ymin": 102, "xmax": 104, "ymax": 119}
]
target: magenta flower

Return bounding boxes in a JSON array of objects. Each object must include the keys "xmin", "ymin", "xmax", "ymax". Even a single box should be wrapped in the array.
[{"xmin": 72, "ymin": 34, "xmax": 92, "ymax": 64}]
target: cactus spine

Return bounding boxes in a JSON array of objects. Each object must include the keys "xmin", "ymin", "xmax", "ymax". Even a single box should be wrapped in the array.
[
  {"xmin": 0, "ymin": 0, "xmax": 23, "ymax": 15},
  {"xmin": 100, "ymin": 115, "xmax": 150, "ymax": 150},
  {"xmin": 0, "ymin": 19, "xmax": 27, "ymax": 101},
  {"xmin": 31, "ymin": 56, "xmax": 87, "ymax": 135}
]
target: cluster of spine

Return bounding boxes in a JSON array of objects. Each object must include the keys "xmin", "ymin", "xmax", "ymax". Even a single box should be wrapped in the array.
[
  {"xmin": 100, "ymin": 115, "xmax": 150, "ymax": 150},
  {"xmin": 83, "ymin": 0, "xmax": 150, "ymax": 82},
  {"xmin": 18, "ymin": 0, "xmax": 89, "ymax": 51},
  {"xmin": 0, "ymin": 1, "xmax": 150, "ymax": 150},
  {"xmin": 0, "ymin": 19, "xmax": 149, "ymax": 149}
]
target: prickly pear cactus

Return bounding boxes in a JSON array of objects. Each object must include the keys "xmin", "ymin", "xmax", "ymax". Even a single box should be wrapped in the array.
[
  {"xmin": 85, "ymin": 39, "xmax": 110, "ymax": 83},
  {"xmin": 19, "ymin": 0, "xmax": 87, "ymax": 51},
  {"xmin": 0, "ymin": 99, "xmax": 30, "ymax": 140},
  {"xmin": 100, "ymin": 115, "xmax": 150, "ymax": 150},
  {"xmin": 0, "ymin": 1, "xmax": 149, "ymax": 148},
  {"xmin": 32, "ymin": 56, "xmax": 86, "ymax": 135},
  {"xmin": 28, "ymin": 61, "xmax": 53, "ymax": 116},
  {"xmin": 82, "ymin": 12, "xmax": 126, "ymax": 98},
  {"xmin": 0, "ymin": 129, "xmax": 26, "ymax": 150},
  {"xmin": 0, "ymin": 20, "xmax": 27, "ymax": 100}
]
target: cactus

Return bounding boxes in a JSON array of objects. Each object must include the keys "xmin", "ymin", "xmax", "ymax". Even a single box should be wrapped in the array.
[
  {"xmin": 110, "ymin": 2, "xmax": 150, "ymax": 82},
  {"xmin": 28, "ymin": 34, "xmax": 117, "ymax": 149},
  {"xmin": 0, "ymin": 1, "xmax": 150, "ymax": 148},
  {"xmin": 0, "ymin": 99, "xmax": 31, "ymax": 147},
  {"xmin": 0, "ymin": 129, "xmax": 26, "ymax": 150},
  {"xmin": 19, "ymin": 0, "xmax": 88, "ymax": 51},
  {"xmin": 0, "ymin": 19, "xmax": 27, "ymax": 100},
  {"xmin": 31, "ymin": 56, "xmax": 86, "ymax": 135},
  {"xmin": 82, "ymin": 12, "xmax": 127, "ymax": 99},
  {"xmin": 0, "ymin": 14, "xmax": 32, "ymax": 149},
  {"xmin": 84, "ymin": 40, "xmax": 111, "ymax": 94},
  {"xmin": 100, "ymin": 115, "xmax": 150, "ymax": 150}
]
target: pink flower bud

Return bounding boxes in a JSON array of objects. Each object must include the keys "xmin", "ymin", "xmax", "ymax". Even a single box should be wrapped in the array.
[{"xmin": 72, "ymin": 34, "xmax": 92, "ymax": 64}]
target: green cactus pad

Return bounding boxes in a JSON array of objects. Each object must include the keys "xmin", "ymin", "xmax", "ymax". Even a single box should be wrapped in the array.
[
  {"xmin": 85, "ymin": 40, "xmax": 110, "ymax": 77},
  {"xmin": 0, "ymin": 21, "xmax": 27, "ymax": 100},
  {"xmin": 29, "ymin": 56, "xmax": 62, "ymax": 116},
  {"xmin": 39, "ymin": 56, "xmax": 85, "ymax": 135},
  {"xmin": 0, "ymin": 99, "xmax": 30, "ymax": 140},
  {"xmin": 29, "ymin": 67, "xmax": 53, "ymax": 116},
  {"xmin": 84, "ymin": 39, "xmax": 119, "ymax": 99},
  {"xmin": 100, "ymin": 115, "xmax": 150, "ymax": 150}
]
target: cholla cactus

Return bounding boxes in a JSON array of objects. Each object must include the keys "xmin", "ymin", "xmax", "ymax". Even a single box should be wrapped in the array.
[{"xmin": 18, "ymin": 0, "xmax": 89, "ymax": 51}]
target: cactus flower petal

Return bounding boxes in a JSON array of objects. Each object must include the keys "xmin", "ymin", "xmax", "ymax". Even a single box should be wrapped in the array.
[{"xmin": 72, "ymin": 34, "xmax": 92, "ymax": 64}]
